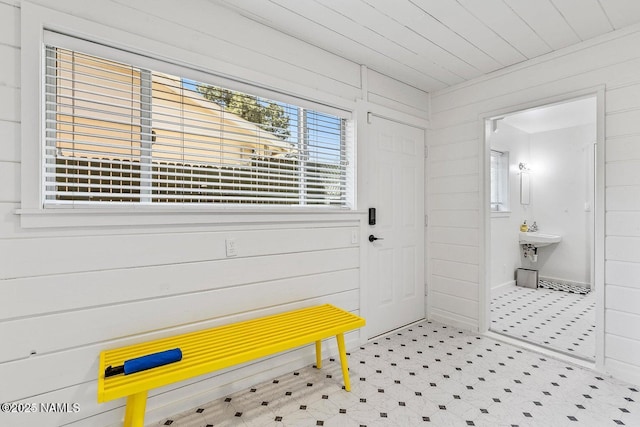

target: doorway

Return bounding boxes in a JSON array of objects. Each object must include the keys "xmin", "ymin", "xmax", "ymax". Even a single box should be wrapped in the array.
[
  {"xmin": 483, "ymin": 94, "xmax": 602, "ymax": 362},
  {"xmin": 366, "ymin": 116, "xmax": 425, "ymax": 338}
]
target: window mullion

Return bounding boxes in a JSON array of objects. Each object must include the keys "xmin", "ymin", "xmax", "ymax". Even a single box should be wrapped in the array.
[
  {"xmin": 340, "ymin": 118, "xmax": 347, "ymax": 206},
  {"xmin": 140, "ymin": 69, "xmax": 153, "ymax": 203},
  {"xmin": 298, "ymin": 107, "xmax": 308, "ymax": 205},
  {"xmin": 44, "ymin": 47, "xmax": 58, "ymax": 205}
]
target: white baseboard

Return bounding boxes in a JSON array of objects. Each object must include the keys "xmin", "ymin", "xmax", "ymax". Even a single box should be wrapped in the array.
[
  {"xmin": 491, "ymin": 280, "xmax": 516, "ymax": 297},
  {"xmin": 605, "ymin": 357, "xmax": 640, "ymax": 388},
  {"xmin": 429, "ymin": 308, "xmax": 478, "ymax": 333}
]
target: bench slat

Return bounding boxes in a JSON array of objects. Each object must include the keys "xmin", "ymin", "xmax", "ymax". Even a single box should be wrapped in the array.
[
  {"xmin": 103, "ymin": 308, "xmax": 356, "ymax": 365},
  {"xmin": 98, "ymin": 304, "xmax": 364, "ymax": 403},
  {"xmin": 103, "ymin": 307, "xmax": 348, "ymax": 361}
]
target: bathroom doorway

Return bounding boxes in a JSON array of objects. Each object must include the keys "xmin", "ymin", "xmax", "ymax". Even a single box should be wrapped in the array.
[{"xmin": 484, "ymin": 94, "xmax": 602, "ymax": 362}]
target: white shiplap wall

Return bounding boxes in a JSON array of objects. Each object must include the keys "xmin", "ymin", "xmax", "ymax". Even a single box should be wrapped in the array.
[
  {"xmin": 428, "ymin": 24, "xmax": 640, "ymax": 385},
  {"xmin": 0, "ymin": 1, "xmax": 429, "ymax": 426}
]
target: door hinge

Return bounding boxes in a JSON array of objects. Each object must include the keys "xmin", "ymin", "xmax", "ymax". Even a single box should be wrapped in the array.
[{"xmin": 424, "ymin": 145, "xmax": 428, "ymax": 159}]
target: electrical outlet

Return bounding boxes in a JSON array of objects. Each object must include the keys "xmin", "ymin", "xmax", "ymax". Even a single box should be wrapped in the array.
[
  {"xmin": 225, "ymin": 238, "xmax": 238, "ymax": 257},
  {"xmin": 351, "ymin": 230, "xmax": 358, "ymax": 244}
]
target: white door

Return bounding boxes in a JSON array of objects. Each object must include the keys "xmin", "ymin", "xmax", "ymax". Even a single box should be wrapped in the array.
[{"xmin": 367, "ymin": 116, "xmax": 425, "ymax": 338}]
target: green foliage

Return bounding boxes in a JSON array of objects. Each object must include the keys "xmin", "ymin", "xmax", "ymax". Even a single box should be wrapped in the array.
[{"xmin": 197, "ymin": 85, "xmax": 290, "ymax": 140}]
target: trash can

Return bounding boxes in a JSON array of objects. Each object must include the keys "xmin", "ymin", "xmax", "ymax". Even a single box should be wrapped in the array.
[{"xmin": 516, "ymin": 268, "xmax": 538, "ymax": 288}]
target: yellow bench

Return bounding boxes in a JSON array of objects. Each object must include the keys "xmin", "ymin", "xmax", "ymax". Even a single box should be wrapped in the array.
[{"xmin": 98, "ymin": 304, "xmax": 365, "ymax": 427}]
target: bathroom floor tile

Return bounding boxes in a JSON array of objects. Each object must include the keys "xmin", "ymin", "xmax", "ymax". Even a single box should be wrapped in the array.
[{"xmin": 490, "ymin": 283, "xmax": 595, "ymax": 360}]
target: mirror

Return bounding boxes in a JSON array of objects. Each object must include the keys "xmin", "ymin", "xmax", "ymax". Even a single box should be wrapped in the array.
[
  {"xmin": 487, "ymin": 96, "xmax": 597, "ymax": 362},
  {"xmin": 520, "ymin": 171, "xmax": 530, "ymax": 205}
]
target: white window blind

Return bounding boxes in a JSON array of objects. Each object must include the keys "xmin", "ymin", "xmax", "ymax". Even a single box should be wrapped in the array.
[
  {"xmin": 490, "ymin": 149, "xmax": 509, "ymax": 212},
  {"xmin": 43, "ymin": 44, "xmax": 353, "ymax": 208}
]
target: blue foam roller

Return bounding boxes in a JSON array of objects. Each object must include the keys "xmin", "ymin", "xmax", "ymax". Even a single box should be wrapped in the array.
[{"xmin": 123, "ymin": 348, "xmax": 182, "ymax": 375}]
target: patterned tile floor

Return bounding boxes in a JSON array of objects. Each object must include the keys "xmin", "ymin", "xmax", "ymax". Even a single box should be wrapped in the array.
[
  {"xmin": 158, "ymin": 321, "xmax": 638, "ymax": 426},
  {"xmin": 538, "ymin": 280, "xmax": 591, "ymax": 295},
  {"xmin": 491, "ymin": 284, "xmax": 596, "ymax": 361}
]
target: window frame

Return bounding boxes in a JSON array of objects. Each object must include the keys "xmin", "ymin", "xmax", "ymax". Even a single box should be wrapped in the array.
[
  {"xmin": 19, "ymin": 4, "xmax": 358, "ymax": 228},
  {"xmin": 43, "ymin": 44, "xmax": 350, "ymax": 208}
]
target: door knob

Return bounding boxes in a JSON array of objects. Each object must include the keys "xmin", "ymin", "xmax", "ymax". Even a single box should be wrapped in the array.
[{"xmin": 369, "ymin": 234, "xmax": 383, "ymax": 242}]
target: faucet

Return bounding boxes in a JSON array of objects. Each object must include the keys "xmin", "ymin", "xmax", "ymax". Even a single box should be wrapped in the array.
[{"xmin": 528, "ymin": 221, "xmax": 538, "ymax": 232}]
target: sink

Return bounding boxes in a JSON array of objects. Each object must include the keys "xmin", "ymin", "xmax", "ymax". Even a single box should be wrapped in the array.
[{"xmin": 519, "ymin": 232, "xmax": 561, "ymax": 247}]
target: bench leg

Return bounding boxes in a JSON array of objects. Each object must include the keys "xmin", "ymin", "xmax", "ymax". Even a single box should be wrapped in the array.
[
  {"xmin": 335, "ymin": 333, "xmax": 351, "ymax": 391},
  {"xmin": 315, "ymin": 340, "xmax": 322, "ymax": 368},
  {"xmin": 123, "ymin": 391, "xmax": 147, "ymax": 427}
]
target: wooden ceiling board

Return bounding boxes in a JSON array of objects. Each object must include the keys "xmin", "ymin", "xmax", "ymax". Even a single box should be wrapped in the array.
[
  {"xmin": 505, "ymin": 0, "xmax": 581, "ymax": 50},
  {"xmin": 550, "ymin": 0, "xmax": 613, "ymax": 40},
  {"xmin": 316, "ymin": 0, "xmax": 482, "ymax": 80},
  {"xmin": 218, "ymin": 0, "xmax": 450, "ymax": 91},
  {"xmin": 210, "ymin": 0, "xmax": 640, "ymax": 93},
  {"xmin": 597, "ymin": 0, "xmax": 640, "ymax": 29},
  {"xmin": 362, "ymin": 0, "xmax": 503, "ymax": 74},
  {"xmin": 270, "ymin": 0, "xmax": 466, "ymax": 86},
  {"xmin": 411, "ymin": 0, "xmax": 527, "ymax": 67},
  {"xmin": 457, "ymin": 0, "xmax": 553, "ymax": 59}
]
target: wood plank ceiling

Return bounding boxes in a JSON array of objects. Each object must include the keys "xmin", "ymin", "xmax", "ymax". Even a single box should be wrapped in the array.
[{"xmin": 211, "ymin": 0, "xmax": 640, "ymax": 93}]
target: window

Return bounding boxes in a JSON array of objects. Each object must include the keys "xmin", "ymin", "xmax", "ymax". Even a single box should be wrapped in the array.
[
  {"xmin": 43, "ymin": 43, "xmax": 353, "ymax": 208},
  {"xmin": 490, "ymin": 149, "xmax": 509, "ymax": 212}
]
